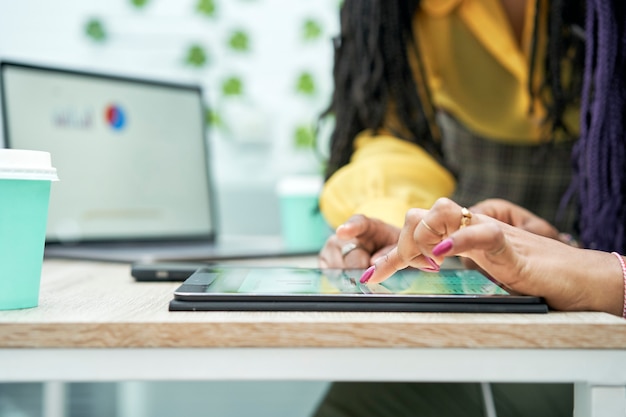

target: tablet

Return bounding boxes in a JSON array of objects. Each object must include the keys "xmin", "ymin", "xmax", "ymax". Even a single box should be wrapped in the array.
[{"xmin": 169, "ymin": 266, "xmax": 548, "ymax": 313}]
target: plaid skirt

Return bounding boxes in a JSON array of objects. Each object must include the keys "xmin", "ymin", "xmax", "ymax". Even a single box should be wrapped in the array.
[{"xmin": 438, "ymin": 112, "xmax": 578, "ymax": 234}]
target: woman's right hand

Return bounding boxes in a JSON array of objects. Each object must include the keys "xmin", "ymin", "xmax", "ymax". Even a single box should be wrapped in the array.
[
  {"xmin": 460, "ymin": 198, "xmax": 562, "ymax": 271},
  {"xmin": 318, "ymin": 214, "xmax": 401, "ymax": 269},
  {"xmin": 363, "ymin": 198, "xmax": 624, "ymax": 316}
]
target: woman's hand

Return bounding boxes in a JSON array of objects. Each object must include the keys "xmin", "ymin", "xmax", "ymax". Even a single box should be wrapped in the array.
[
  {"xmin": 318, "ymin": 214, "xmax": 400, "ymax": 269},
  {"xmin": 362, "ymin": 198, "xmax": 624, "ymax": 316},
  {"xmin": 459, "ymin": 198, "xmax": 561, "ymax": 271},
  {"xmin": 470, "ymin": 198, "xmax": 559, "ymax": 239}
]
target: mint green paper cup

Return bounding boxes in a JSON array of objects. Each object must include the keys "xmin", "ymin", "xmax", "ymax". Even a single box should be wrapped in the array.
[
  {"xmin": 276, "ymin": 176, "xmax": 331, "ymax": 252},
  {"xmin": 0, "ymin": 149, "xmax": 58, "ymax": 310}
]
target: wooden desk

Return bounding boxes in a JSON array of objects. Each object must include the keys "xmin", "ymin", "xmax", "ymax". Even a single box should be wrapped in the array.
[{"xmin": 1, "ymin": 258, "xmax": 626, "ymax": 417}]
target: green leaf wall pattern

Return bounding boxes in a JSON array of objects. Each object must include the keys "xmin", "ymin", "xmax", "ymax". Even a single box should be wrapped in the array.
[
  {"xmin": 196, "ymin": 0, "xmax": 217, "ymax": 17},
  {"xmin": 83, "ymin": 0, "xmax": 334, "ymax": 152},
  {"xmin": 185, "ymin": 44, "xmax": 209, "ymax": 67},
  {"xmin": 85, "ymin": 19, "xmax": 107, "ymax": 42},
  {"xmin": 130, "ymin": 0, "xmax": 150, "ymax": 8},
  {"xmin": 228, "ymin": 30, "xmax": 250, "ymax": 52}
]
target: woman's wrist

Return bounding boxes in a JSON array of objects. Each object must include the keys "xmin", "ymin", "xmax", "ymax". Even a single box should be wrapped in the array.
[
  {"xmin": 540, "ymin": 249, "xmax": 624, "ymax": 316},
  {"xmin": 577, "ymin": 251, "xmax": 625, "ymax": 316},
  {"xmin": 610, "ymin": 252, "xmax": 626, "ymax": 318},
  {"xmin": 550, "ymin": 235, "xmax": 623, "ymax": 316}
]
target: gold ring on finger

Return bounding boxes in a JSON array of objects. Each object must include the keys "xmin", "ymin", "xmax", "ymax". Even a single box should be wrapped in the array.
[
  {"xmin": 421, "ymin": 219, "xmax": 445, "ymax": 237},
  {"xmin": 460, "ymin": 207, "xmax": 472, "ymax": 229}
]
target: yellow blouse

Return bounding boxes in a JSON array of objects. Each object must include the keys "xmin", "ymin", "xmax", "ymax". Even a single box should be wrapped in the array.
[
  {"xmin": 321, "ymin": 131, "xmax": 456, "ymax": 229},
  {"xmin": 418, "ymin": 0, "xmax": 549, "ymax": 142},
  {"xmin": 320, "ymin": 0, "xmax": 577, "ymax": 229}
]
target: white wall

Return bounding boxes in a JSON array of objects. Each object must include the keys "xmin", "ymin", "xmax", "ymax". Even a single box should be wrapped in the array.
[{"xmin": 0, "ymin": 0, "xmax": 338, "ymax": 235}]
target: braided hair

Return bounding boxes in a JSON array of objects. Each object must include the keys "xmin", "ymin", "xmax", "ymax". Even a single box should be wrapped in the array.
[
  {"xmin": 571, "ymin": 0, "xmax": 626, "ymax": 252},
  {"xmin": 323, "ymin": 0, "xmax": 586, "ymax": 181},
  {"xmin": 322, "ymin": 0, "xmax": 440, "ymax": 180}
]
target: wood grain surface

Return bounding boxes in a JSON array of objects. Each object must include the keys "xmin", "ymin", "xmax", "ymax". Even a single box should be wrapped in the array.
[{"xmin": 1, "ymin": 258, "xmax": 625, "ymax": 349}]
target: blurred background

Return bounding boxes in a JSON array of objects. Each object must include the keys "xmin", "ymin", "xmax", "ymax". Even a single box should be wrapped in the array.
[
  {"xmin": 0, "ymin": 0, "xmax": 338, "ymax": 236},
  {"xmin": 0, "ymin": 0, "xmax": 338, "ymax": 415}
]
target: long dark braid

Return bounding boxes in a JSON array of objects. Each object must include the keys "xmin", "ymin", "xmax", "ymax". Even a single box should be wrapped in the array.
[
  {"xmin": 534, "ymin": 0, "xmax": 586, "ymax": 137},
  {"xmin": 322, "ymin": 0, "xmax": 439, "ymax": 180},
  {"xmin": 323, "ymin": 0, "xmax": 587, "ymax": 182},
  {"xmin": 571, "ymin": 0, "xmax": 626, "ymax": 252}
]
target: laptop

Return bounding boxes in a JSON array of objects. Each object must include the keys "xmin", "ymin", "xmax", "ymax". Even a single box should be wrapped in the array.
[{"xmin": 0, "ymin": 61, "xmax": 313, "ymax": 262}]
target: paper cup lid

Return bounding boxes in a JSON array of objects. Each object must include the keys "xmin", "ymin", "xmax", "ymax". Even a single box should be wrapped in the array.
[{"xmin": 0, "ymin": 149, "xmax": 59, "ymax": 181}]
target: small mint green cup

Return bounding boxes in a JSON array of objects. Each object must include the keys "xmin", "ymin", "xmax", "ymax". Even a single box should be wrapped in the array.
[
  {"xmin": 276, "ymin": 175, "xmax": 331, "ymax": 252},
  {"xmin": 0, "ymin": 149, "xmax": 58, "ymax": 310}
]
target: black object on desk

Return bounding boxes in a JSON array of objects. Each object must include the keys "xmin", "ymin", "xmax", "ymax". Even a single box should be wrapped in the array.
[{"xmin": 131, "ymin": 262, "xmax": 211, "ymax": 282}]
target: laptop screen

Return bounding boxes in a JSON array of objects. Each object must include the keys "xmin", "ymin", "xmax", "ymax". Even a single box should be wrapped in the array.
[{"xmin": 0, "ymin": 61, "xmax": 216, "ymax": 244}]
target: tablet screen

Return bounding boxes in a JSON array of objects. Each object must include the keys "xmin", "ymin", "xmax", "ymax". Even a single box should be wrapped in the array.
[{"xmin": 174, "ymin": 266, "xmax": 517, "ymax": 302}]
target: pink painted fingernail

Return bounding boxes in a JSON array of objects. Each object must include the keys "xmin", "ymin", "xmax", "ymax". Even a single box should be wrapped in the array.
[
  {"xmin": 360, "ymin": 265, "xmax": 375, "ymax": 283},
  {"xmin": 422, "ymin": 256, "xmax": 440, "ymax": 272},
  {"xmin": 432, "ymin": 238, "xmax": 453, "ymax": 256}
]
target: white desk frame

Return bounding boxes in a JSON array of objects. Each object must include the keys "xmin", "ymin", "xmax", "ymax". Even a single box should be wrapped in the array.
[
  {"xmin": 1, "ymin": 348, "xmax": 625, "ymax": 416},
  {"xmin": 1, "ymin": 259, "xmax": 626, "ymax": 417}
]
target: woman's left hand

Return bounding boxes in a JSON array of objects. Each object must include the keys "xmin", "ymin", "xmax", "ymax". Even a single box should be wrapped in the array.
[
  {"xmin": 318, "ymin": 214, "xmax": 400, "ymax": 269},
  {"xmin": 470, "ymin": 198, "xmax": 559, "ymax": 239}
]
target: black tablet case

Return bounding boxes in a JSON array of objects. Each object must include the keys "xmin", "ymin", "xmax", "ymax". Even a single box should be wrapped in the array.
[{"xmin": 168, "ymin": 298, "xmax": 548, "ymax": 313}]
